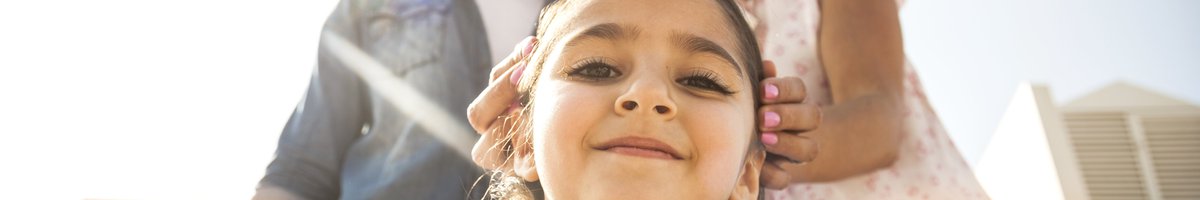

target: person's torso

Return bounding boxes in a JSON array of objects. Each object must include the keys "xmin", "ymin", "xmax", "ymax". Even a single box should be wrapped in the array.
[{"xmin": 334, "ymin": 0, "xmax": 492, "ymax": 199}]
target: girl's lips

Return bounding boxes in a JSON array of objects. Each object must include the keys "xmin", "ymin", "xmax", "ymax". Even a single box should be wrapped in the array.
[
  {"xmin": 593, "ymin": 136, "xmax": 684, "ymax": 160},
  {"xmin": 606, "ymin": 146, "xmax": 678, "ymax": 160}
]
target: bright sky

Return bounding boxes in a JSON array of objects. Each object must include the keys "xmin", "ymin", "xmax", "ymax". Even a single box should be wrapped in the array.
[
  {"xmin": 901, "ymin": 0, "xmax": 1200, "ymax": 167},
  {"xmin": 0, "ymin": 0, "xmax": 1196, "ymax": 199}
]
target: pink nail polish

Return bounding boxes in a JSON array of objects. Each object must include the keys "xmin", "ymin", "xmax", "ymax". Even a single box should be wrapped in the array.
[
  {"xmin": 510, "ymin": 63, "xmax": 526, "ymax": 85},
  {"xmin": 764, "ymin": 112, "xmax": 781, "ymax": 127},
  {"xmin": 762, "ymin": 132, "xmax": 779, "ymax": 145},
  {"xmin": 522, "ymin": 37, "xmax": 536, "ymax": 56},
  {"xmin": 765, "ymin": 84, "xmax": 779, "ymax": 99}
]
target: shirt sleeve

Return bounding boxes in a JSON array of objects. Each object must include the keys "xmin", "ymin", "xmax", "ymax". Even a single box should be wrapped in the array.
[{"xmin": 257, "ymin": 0, "xmax": 370, "ymax": 199}]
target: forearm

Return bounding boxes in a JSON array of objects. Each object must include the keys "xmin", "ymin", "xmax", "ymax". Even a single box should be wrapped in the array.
[
  {"xmin": 818, "ymin": 0, "xmax": 904, "ymax": 103},
  {"xmin": 789, "ymin": 0, "xmax": 905, "ymax": 182}
]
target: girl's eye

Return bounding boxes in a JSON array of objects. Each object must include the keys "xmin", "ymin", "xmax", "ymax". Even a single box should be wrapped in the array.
[
  {"xmin": 677, "ymin": 72, "xmax": 734, "ymax": 95},
  {"xmin": 568, "ymin": 59, "xmax": 622, "ymax": 80}
]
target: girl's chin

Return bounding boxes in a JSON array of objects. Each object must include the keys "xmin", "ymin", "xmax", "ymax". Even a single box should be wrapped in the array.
[
  {"xmin": 573, "ymin": 180, "xmax": 689, "ymax": 199},
  {"xmin": 567, "ymin": 151, "xmax": 689, "ymax": 186}
]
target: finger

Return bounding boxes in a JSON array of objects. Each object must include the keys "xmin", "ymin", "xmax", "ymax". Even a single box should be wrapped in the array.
[
  {"xmin": 490, "ymin": 36, "xmax": 537, "ymax": 81},
  {"xmin": 761, "ymin": 76, "xmax": 807, "ymax": 104},
  {"xmin": 761, "ymin": 160, "xmax": 792, "ymax": 189},
  {"xmin": 472, "ymin": 102, "xmax": 530, "ymax": 170},
  {"xmin": 763, "ymin": 60, "xmax": 778, "ymax": 78},
  {"xmin": 759, "ymin": 102, "xmax": 822, "ymax": 132},
  {"xmin": 762, "ymin": 132, "xmax": 819, "ymax": 164},
  {"xmin": 488, "ymin": 46, "xmax": 519, "ymax": 81},
  {"xmin": 468, "ymin": 64, "xmax": 523, "ymax": 134},
  {"xmin": 472, "ymin": 125, "xmax": 505, "ymax": 169}
]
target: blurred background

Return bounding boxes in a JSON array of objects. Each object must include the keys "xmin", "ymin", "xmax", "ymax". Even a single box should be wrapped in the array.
[{"xmin": 0, "ymin": 0, "xmax": 1196, "ymax": 199}]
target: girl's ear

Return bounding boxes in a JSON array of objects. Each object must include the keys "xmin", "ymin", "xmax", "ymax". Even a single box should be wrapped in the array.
[{"xmin": 731, "ymin": 149, "xmax": 765, "ymax": 200}]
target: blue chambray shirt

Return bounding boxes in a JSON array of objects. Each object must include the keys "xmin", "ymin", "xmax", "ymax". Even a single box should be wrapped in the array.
[{"xmin": 258, "ymin": 0, "xmax": 492, "ymax": 199}]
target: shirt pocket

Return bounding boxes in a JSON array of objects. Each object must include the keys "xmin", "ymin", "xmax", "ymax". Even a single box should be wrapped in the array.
[{"xmin": 358, "ymin": 0, "xmax": 452, "ymax": 77}]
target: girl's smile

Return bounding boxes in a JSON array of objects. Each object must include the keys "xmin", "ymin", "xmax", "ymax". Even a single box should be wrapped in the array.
[{"xmin": 593, "ymin": 136, "xmax": 685, "ymax": 160}]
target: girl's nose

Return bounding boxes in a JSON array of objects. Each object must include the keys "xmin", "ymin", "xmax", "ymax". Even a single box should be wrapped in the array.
[
  {"xmin": 615, "ymin": 87, "xmax": 677, "ymax": 119},
  {"xmin": 618, "ymin": 101, "xmax": 671, "ymax": 114},
  {"xmin": 613, "ymin": 64, "xmax": 677, "ymax": 119}
]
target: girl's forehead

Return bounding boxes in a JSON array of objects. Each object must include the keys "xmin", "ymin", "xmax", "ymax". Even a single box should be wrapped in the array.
[
  {"xmin": 548, "ymin": 0, "xmax": 748, "ymax": 68},
  {"xmin": 558, "ymin": 0, "xmax": 733, "ymax": 36}
]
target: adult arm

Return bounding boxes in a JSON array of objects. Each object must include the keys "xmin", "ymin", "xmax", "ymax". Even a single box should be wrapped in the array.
[
  {"xmin": 254, "ymin": 0, "xmax": 370, "ymax": 199},
  {"xmin": 768, "ymin": 0, "xmax": 906, "ymax": 184}
]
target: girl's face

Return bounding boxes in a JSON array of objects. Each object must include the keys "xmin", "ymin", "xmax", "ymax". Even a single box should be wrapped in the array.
[{"xmin": 517, "ymin": 0, "xmax": 762, "ymax": 199}]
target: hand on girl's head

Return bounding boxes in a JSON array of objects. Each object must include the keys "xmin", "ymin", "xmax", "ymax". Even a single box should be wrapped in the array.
[
  {"xmin": 755, "ymin": 61, "xmax": 822, "ymax": 189},
  {"xmin": 469, "ymin": 36, "xmax": 537, "ymax": 170}
]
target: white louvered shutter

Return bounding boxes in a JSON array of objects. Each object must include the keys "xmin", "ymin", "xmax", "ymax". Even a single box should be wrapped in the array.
[
  {"xmin": 1066, "ymin": 112, "xmax": 1148, "ymax": 200},
  {"xmin": 1142, "ymin": 115, "xmax": 1200, "ymax": 200}
]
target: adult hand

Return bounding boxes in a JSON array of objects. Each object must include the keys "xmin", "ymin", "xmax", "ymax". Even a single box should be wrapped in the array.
[
  {"xmin": 757, "ymin": 61, "xmax": 823, "ymax": 189},
  {"xmin": 467, "ymin": 36, "xmax": 537, "ymax": 170}
]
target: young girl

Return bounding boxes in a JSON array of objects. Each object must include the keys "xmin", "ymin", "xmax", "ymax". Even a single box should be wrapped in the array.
[{"xmin": 470, "ymin": 0, "xmax": 771, "ymax": 199}]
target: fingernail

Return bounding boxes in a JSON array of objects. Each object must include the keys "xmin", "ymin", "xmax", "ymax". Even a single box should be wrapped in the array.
[
  {"xmin": 761, "ymin": 132, "xmax": 779, "ymax": 145},
  {"xmin": 510, "ymin": 63, "xmax": 526, "ymax": 85},
  {"xmin": 764, "ymin": 111, "xmax": 781, "ymax": 128},
  {"xmin": 765, "ymin": 83, "xmax": 779, "ymax": 100},
  {"xmin": 521, "ymin": 36, "xmax": 536, "ymax": 57}
]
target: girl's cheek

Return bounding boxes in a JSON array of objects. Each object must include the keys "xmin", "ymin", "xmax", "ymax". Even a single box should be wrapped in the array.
[
  {"xmin": 679, "ymin": 100, "xmax": 756, "ymax": 185},
  {"xmin": 528, "ymin": 80, "xmax": 617, "ymax": 195},
  {"xmin": 531, "ymin": 81, "xmax": 613, "ymax": 130},
  {"xmin": 530, "ymin": 80, "xmax": 615, "ymax": 151},
  {"xmin": 681, "ymin": 99, "xmax": 756, "ymax": 144}
]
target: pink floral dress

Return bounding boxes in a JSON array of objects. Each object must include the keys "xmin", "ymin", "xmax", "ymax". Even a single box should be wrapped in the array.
[{"xmin": 742, "ymin": 0, "xmax": 991, "ymax": 199}]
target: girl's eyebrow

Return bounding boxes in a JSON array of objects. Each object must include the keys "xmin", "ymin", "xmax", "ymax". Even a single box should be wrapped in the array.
[
  {"xmin": 565, "ymin": 23, "xmax": 641, "ymax": 47},
  {"xmin": 670, "ymin": 32, "xmax": 743, "ymax": 78}
]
